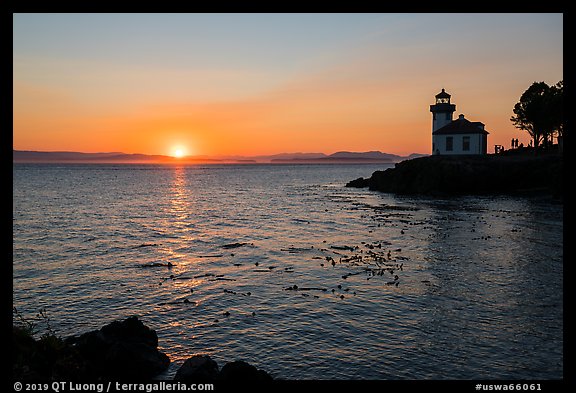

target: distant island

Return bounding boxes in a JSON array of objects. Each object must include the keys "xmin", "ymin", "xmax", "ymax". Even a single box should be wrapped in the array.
[
  {"xmin": 12, "ymin": 150, "xmax": 222, "ymax": 164},
  {"xmin": 12, "ymin": 150, "xmax": 426, "ymax": 164},
  {"xmin": 270, "ymin": 151, "xmax": 426, "ymax": 163}
]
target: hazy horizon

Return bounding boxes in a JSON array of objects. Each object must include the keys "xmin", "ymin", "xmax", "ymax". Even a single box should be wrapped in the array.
[
  {"xmin": 13, "ymin": 148, "xmax": 427, "ymax": 164},
  {"xmin": 12, "ymin": 147, "xmax": 426, "ymax": 156}
]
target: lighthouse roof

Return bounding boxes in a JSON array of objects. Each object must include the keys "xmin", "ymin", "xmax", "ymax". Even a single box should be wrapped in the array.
[
  {"xmin": 433, "ymin": 114, "xmax": 489, "ymax": 135},
  {"xmin": 435, "ymin": 88, "xmax": 451, "ymax": 99}
]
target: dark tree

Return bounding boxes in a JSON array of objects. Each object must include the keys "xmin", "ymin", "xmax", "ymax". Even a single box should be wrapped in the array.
[
  {"xmin": 511, "ymin": 80, "xmax": 564, "ymax": 151},
  {"xmin": 510, "ymin": 81, "xmax": 552, "ymax": 150},
  {"xmin": 548, "ymin": 80, "xmax": 563, "ymax": 150}
]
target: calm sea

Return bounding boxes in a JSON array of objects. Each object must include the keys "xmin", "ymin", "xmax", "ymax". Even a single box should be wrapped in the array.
[{"xmin": 12, "ymin": 163, "xmax": 563, "ymax": 380}]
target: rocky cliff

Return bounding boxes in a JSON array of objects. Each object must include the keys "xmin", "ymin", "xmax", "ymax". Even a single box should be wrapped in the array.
[{"xmin": 346, "ymin": 154, "xmax": 562, "ymax": 198}]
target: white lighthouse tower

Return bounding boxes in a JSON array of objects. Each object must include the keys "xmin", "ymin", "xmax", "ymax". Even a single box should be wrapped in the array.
[{"xmin": 430, "ymin": 88, "xmax": 456, "ymax": 132}]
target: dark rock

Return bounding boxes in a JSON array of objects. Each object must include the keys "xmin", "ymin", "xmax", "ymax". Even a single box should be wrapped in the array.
[
  {"xmin": 174, "ymin": 355, "xmax": 219, "ymax": 382},
  {"xmin": 345, "ymin": 177, "xmax": 368, "ymax": 188},
  {"xmin": 15, "ymin": 317, "xmax": 275, "ymax": 382},
  {"xmin": 67, "ymin": 316, "xmax": 170, "ymax": 378},
  {"xmin": 218, "ymin": 360, "xmax": 273, "ymax": 382},
  {"xmin": 100, "ymin": 315, "xmax": 159, "ymax": 347},
  {"xmin": 346, "ymin": 154, "xmax": 562, "ymax": 197}
]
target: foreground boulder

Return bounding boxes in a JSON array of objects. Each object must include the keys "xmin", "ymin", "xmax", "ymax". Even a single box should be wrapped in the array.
[
  {"xmin": 14, "ymin": 316, "xmax": 274, "ymax": 381},
  {"xmin": 174, "ymin": 356, "xmax": 273, "ymax": 382},
  {"xmin": 218, "ymin": 360, "xmax": 273, "ymax": 381},
  {"xmin": 174, "ymin": 354, "xmax": 220, "ymax": 382},
  {"xmin": 66, "ymin": 316, "xmax": 170, "ymax": 378}
]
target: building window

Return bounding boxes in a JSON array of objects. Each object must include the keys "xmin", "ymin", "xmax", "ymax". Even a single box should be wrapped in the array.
[
  {"xmin": 462, "ymin": 136, "xmax": 470, "ymax": 151},
  {"xmin": 446, "ymin": 137, "xmax": 453, "ymax": 151}
]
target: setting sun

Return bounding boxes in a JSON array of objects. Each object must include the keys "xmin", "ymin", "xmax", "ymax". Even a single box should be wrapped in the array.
[{"xmin": 172, "ymin": 147, "xmax": 186, "ymax": 158}]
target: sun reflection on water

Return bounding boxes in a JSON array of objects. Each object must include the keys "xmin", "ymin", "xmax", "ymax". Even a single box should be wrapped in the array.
[{"xmin": 170, "ymin": 166, "xmax": 190, "ymax": 224}]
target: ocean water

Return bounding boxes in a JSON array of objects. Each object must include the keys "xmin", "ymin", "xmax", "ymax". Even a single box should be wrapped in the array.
[{"xmin": 12, "ymin": 163, "xmax": 563, "ymax": 380}]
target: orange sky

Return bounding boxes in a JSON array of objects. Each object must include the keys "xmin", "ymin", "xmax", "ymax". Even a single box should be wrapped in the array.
[{"xmin": 13, "ymin": 14, "xmax": 563, "ymax": 157}]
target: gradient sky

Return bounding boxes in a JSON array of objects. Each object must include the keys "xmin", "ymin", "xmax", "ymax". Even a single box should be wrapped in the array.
[{"xmin": 13, "ymin": 13, "xmax": 563, "ymax": 157}]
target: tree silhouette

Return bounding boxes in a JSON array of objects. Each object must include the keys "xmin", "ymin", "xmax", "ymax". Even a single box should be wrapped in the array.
[
  {"xmin": 510, "ymin": 82, "xmax": 552, "ymax": 148},
  {"xmin": 548, "ymin": 80, "xmax": 563, "ymax": 149}
]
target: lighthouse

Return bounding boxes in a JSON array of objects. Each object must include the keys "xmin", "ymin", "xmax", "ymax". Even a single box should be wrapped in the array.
[
  {"xmin": 430, "ymin": 89, "xmax": 489, "ymax": 155},
  {"xmin": 430, "ymin": 88, "xmax": 456, "ymax": 132}
]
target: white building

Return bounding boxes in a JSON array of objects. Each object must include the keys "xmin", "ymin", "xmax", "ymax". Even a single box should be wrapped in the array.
[{"xmin": 430, "ymin": 89, "xmax": 489, "ymax": 155}]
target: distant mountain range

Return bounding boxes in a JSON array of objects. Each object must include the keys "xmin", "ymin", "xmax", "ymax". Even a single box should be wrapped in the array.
[
  {"xmin": 13, "ymin": 150, "xmax": 427, "ymax": 164},
  {"xmin": 270, "ymin": 151, "xmax": 426, "ymax": 163}
]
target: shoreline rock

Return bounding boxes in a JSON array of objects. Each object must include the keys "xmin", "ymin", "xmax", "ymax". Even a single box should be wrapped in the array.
[
  {"xmin": 65, "ymin": 316, "xmax": 170, "ymax": 379},
  {"xmin": 174, "ymin": 354, "xmax": 220, "ymax": 382},
  {"xmin": 13, "ymin": 316, "xmax": 273, "ymax": 381},
  {"xmin": 174, "ymin": 355, "xmax": 273, "ymax": 382},
  {"xmin": 346, "ymin": 154, "xmax": 562, "ymax": 198}
]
